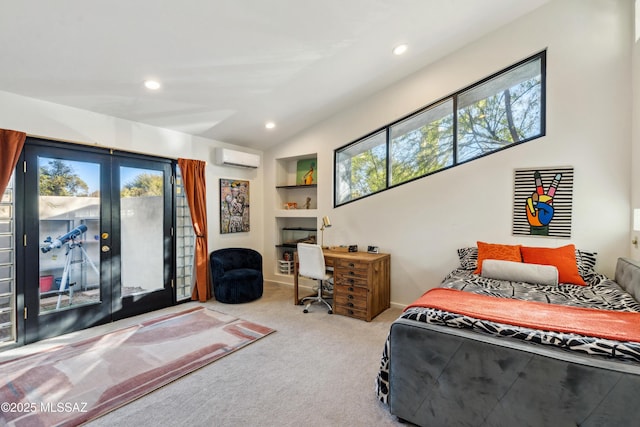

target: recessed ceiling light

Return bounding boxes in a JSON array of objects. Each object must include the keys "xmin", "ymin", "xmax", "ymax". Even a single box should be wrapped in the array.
[
  {"xmin": 144, "ymin": 80, "xmax": 161, "ymax": 90},
  {"xmin": 265, "ymin": 121, "xmax": 276, "ymax": 129},
  {"xmin": 392, "ymin": 44, "xmax": 408, "ymax": 56}
]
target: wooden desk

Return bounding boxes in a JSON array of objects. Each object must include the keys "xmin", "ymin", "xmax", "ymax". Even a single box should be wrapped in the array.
[{"xmin": 294, "ymin": 249, "xmax": 391, "ymax": 321}]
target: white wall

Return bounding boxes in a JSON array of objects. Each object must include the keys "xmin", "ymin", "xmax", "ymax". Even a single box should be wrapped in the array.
[
  {"xmin": 0, "ymin": 90, "xmax": 264, "ymax": 253},
  {"xmin": 632, "ymin": 0, "xmax": 640, "ymax": 256},
  {"xmin": 264, "ymin": 0, "xmax": 635, "ymax": 306}
]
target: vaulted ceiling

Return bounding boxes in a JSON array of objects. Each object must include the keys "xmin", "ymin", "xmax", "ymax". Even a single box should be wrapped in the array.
[{"xmin": 0, "ymin": 0, "xmax": 549, "ymax": 149}]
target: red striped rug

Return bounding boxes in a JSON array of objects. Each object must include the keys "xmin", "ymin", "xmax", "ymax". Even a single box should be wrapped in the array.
[{"xmin": 0, "ymin": 307, "xmax": 274, "ymax": 426}]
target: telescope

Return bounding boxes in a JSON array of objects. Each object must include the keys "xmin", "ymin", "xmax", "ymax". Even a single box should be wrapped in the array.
[{"xmin": 41, "ymin": 224, "xmax": 87, "ymax": 253}]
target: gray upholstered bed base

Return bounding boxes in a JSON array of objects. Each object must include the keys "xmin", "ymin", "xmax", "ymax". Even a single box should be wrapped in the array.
[{"xmin": 388, "ymin": 257, "xmax": 640, "ymax": 427}]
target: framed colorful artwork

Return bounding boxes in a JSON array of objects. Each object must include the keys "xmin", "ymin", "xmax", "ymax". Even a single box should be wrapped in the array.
[
  {"xmin": 296, "ymin": 158, "xmax": 317, "ymax": 185},
  {"xmin": 220, "ymin": 179, "xmax": 250, "ymax": 234},
  {"xmin": 513, "ymin": 166, "xmax": 573, "ymax": 238}
]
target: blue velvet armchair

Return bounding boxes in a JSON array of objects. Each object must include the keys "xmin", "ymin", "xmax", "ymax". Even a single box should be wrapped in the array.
[{"xmin": 209, "ymin": 248, "xmax": 263, "ymax": 303}]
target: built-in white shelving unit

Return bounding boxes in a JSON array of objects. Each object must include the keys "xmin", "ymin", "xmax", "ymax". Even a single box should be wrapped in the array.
[{"xmin": 274, "ymin": 153, "xmax": 318, "ymax": 275}]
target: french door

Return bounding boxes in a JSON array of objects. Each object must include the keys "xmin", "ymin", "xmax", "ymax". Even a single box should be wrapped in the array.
[{"xmin": 19, "ymin": 139, "xmax": 174, "ymax": 343}]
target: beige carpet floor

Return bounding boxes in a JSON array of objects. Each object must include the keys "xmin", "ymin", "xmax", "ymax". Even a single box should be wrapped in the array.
[{"xmin": 3, "ymin": 282, "xmax": 407, "ymax": 426}]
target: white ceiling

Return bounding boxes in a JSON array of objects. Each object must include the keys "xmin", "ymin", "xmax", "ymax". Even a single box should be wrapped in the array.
[{"xmin": 0, "ymin": 0, "xmax": 549, "ymax": 150}]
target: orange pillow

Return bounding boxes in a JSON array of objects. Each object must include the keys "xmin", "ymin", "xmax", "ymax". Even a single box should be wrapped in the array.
[
  {"xmin": 520, "ymin": 244, "xmax": 586, "ymax": 286},
  {"xmin": 474, "ymin": 242, "xmax": 522, "ymax": 274}
]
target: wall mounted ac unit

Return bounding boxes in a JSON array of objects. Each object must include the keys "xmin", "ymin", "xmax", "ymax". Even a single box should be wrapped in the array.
[{"xmin": 214, "ymin": 147, "xmax": 260, "ymax": 169}]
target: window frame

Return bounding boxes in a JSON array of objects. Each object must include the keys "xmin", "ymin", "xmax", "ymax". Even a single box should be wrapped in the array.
[{"xmin": 334, "ymin": 50, "xmax": 546, "ymax": 207}]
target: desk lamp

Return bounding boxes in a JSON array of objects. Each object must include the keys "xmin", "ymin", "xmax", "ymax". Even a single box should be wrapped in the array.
[{"xmin": 320, "ymin": 216, "xmax": 331, "ymax": 248}]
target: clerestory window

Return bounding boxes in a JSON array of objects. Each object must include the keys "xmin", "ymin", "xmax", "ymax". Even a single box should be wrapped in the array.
[{"xmin": 335, "ymin": 51, "xmax": 545, "ymax": 207}]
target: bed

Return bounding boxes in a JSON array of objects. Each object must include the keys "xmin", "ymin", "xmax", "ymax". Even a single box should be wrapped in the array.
[{"xmin": 376, "ymin": 245, "xmax": 640, "ymax": 427}]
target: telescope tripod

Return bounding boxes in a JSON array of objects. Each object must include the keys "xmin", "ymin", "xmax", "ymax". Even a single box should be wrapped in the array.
[{"xmin": 56, "ymin": 238, "xmax": 99, "ymax": 310}]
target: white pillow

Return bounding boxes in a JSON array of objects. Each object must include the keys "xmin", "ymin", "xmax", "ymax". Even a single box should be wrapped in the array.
[{"xmin": 481, "ymin": 259, "xmax": 559, "ymax": 286}]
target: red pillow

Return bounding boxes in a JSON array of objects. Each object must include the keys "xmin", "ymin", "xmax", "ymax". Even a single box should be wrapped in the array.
[
  {"xmin": 520, "ymin": 244, "xmax": 586, "ymax": 286},
  {"xmin": 474, "ymin": 241, "xmax": 522, "ymax": 274}
]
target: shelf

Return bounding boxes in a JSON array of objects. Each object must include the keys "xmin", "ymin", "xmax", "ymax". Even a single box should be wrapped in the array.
[
  {"xmin": 274, "ymin": 154, "xmax": 318, "ymax": 277},
  {"xmin": 275, "ymin": 209, "xmax": 318, "ymax": 217},
  {"xmin": 276, "ymin": 184, "xmax": 317, "ymax": 189},
  {"xmin": 282, "ymin": 227, "xmax": 317, "ymax": 231}
]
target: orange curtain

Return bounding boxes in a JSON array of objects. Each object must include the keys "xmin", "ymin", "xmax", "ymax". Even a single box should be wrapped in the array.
[
  {"xmin": 0, "ymin": 129, "xmax": 27, "ymax": 196},
  {"xmin": 177, "ymin": 158, "xmax": 211, "ymax": 301}
]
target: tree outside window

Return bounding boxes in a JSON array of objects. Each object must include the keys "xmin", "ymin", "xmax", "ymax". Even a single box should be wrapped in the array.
[{"xmin": 334, "ymin": 52, "xmax": 545, "ymax": 207}]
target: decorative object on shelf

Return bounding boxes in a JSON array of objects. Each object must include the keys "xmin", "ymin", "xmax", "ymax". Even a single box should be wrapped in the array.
[
  {"xmin": 278, "ymin": 259, "xmax": 294, "ymax": 274},
  {"xmin": 348, "ymin": 245, "xmax": 358, "ymax": 252},
  {"xmin": 304, "ymin": 197, "xmax": 311, "ymax": 209},
  {"xmin": 285, "ymin": 235, "xmax": 316, "ymax": 245},
  {"xmin": 320, "ymin": 215, "xmax": 331, "ymax": 247},
  {"xmin": 283, "ymin": 251, "xmax": 293, "ymax": 261},
  {"xmin": 220, "ymin": 178, "xmax": 250, "ymax": 234},
  {"xmin": 367, "ymin": 245, "xmax": 379, "ymax": 254},
  {"xmin": 513, "ymin": 166, "xmax": 573, "ymax": 238},
  {"xmin": 278, "ymin": 227, "xmax": 317, "ymax": 249},
  {"xmin": 296, "ymin": 158, "xmax": 317, "ymax": 185},
  {"xmin": 284, "ymin": 202, "xmax": 297, "ymax": 210}
]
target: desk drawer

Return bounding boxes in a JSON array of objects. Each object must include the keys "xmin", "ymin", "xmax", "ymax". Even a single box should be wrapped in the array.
[
  {"xmin": 335, "ymin": 275, "xmax": 368, "ymax": 288},
  {"xmin": 335, "ymin": 259, "xmax": 369, "ymax": 273},
  {"xmin": 334, "ymin": 304, "xmax": 367, "ymax": 320},
  {"xmin": 334, "ymin": 285, "xmax": 367, "ymax": 309},
  {"xmin": 334, "ymin": 283, "xmax": 367, "ymax": 298},
  {"xmin": 335, "ymin": 261, "xmax": 369, "ymax": 284}
]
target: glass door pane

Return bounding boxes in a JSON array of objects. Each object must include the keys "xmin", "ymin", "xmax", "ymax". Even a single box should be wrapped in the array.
[
  {"xmin": 38, "ymin": 157, "xmax": 101, "ymax": 313},
  {"xmin": 22, "ymin": 139, "xmax": 175, "ymax": 343},
  {"xmin": 119, "ymin": 166, "xmax": 164, "ymax": 297}
]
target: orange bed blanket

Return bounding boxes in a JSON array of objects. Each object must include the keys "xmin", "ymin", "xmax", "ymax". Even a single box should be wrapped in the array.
[{"xmin": 405, "ymin": 288, "xmax": 640, "ymax": 343}]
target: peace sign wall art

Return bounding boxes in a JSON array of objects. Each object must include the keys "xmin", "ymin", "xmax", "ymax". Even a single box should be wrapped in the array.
[{"xmin": 512, "ymin": 167, "xmax": 574, "ymax": 238}]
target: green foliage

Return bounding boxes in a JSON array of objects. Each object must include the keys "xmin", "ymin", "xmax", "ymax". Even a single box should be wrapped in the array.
[
  {"xmin": 121, "ymin": 173, "xmax": 163, "ymax": 198},
  {"xmin": 337, "ymin": 73, "xmax": 541, "ymax": 204},
  {"xmin": 457, "ymin": 79, "xmax": 541, "ymax": 162},
  {"xmin": 390, "ymin": 115, "xmax": 454, "ymax": 185},
  {"xmin": 348, "ymin": 147, "xmax": 386, "ymax": 200},
  {"xmin": 39, "ymin": 160, "xmax": 89, "ymax": 196}
]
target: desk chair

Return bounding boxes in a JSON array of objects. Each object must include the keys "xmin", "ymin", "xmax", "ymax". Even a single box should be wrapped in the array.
[{"xmin": 297, "ymin": 243, "xmax": 333, "ymax": 314}]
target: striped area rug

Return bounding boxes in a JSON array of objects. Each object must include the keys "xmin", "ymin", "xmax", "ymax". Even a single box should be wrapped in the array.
[{"xmin": 0, "ymin": 307, "xmax": 274, "ymax": 426}]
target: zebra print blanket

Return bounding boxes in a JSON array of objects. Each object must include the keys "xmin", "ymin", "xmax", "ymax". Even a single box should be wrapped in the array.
[{"xmin": 375, "ymin": 268, "xmax": 640, "ymax": 404}]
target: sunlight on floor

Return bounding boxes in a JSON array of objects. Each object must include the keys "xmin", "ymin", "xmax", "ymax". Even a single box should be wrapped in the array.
[{"xmin": 0, "ymin": 302, "xmax": 201, "ymax": 363}]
